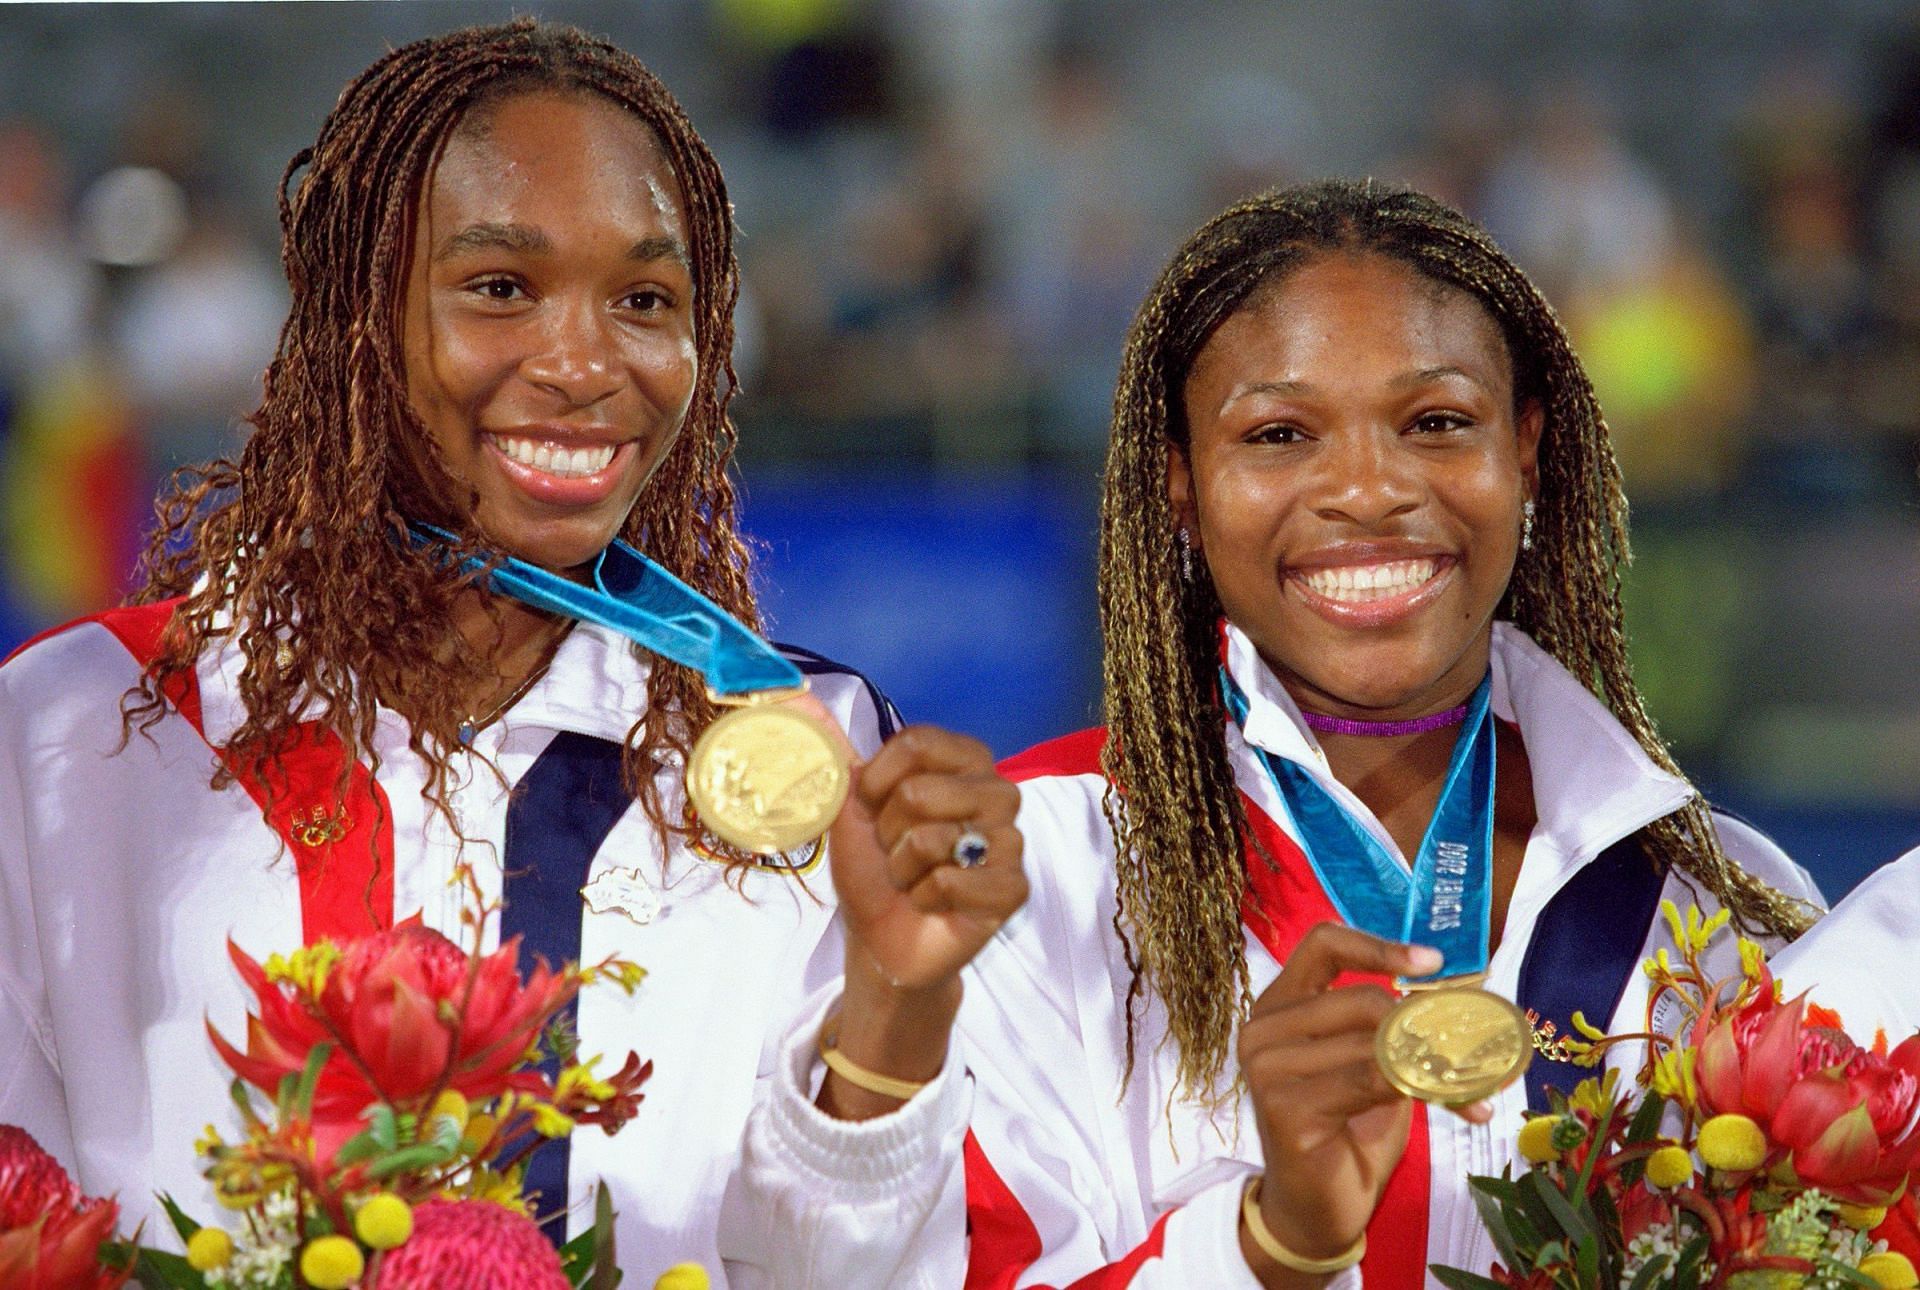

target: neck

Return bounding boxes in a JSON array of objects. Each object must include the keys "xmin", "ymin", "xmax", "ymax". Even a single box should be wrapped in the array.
[{"xmin": 448, "ymin": 588, "xmax": 571, "ymax": 708}]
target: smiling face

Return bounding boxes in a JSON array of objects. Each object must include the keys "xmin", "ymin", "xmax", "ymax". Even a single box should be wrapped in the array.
[
  {"xmin": 1171, "ymin": 251, "xmax": 1543, "ymax": 719},
  {"xmin": 401, "ymin": 90, "xmax": 698, "ymax": 572}
]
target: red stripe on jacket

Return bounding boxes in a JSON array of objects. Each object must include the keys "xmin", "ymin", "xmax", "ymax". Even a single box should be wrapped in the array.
[
  {"xmin": 962, "ymin": 728, "xmax": 1430, "ymax": 1287},
  {"xmin": 12, "ymin": 601, "xmax": 394, "ymax": 943}
]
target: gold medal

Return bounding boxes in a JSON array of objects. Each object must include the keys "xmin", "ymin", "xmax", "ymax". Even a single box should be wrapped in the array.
[
  {"xmin": 686, "ymin": 700, "xmax": 850, "ymax": 856},
  {"xmin": 1375, "ymin": 979, "xmax": 1532, "ymax": 1106}
]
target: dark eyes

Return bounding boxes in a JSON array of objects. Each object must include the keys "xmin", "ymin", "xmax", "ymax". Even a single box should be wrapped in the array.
[
  {"xmin": 1242, "ymin": 410, "xmax": 1476, "ymax": 444},
  {"xmin": 1411, "ymin": 410, "xmax": 1474, "ymax": 434},
  {"xmin": 463, "ymin": 277, "xmax": 677, "ymax": 314}
]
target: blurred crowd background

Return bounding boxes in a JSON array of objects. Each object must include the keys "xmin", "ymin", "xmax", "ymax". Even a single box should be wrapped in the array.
[{"xmin": 3, "ymin": 0, "xmax": 1920, "ymax": 894}]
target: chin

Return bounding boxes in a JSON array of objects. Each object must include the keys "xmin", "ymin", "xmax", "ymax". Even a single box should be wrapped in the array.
[{"xmin": 486, "ymin": 515, "xmax": 626, "ymax": 574}]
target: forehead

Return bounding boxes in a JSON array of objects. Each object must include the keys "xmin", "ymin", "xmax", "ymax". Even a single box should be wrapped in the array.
[
  {"xmin": 1189, "ymin": 251, "xmax": 1513, "ymax": 397},
  {"xmin": 422, "ymin": 90, "xmax": 688, "ymax": 244}
]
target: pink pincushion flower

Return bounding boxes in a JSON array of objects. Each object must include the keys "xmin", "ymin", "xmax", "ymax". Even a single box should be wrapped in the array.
[
  {"xmin": 368, "ymin": 1198, "xmax": 569, "ymax": 1289},
  {"xmin": 0, "ymin": 1127, "xmax": 130, "ymax": 1290},
  {"xmin": 209, "ymin": 916, "xmax": 575, "ymax": 1123},
  {"xmin": 1694, "ymin": 983, "xmax": 1920, "ymax": 1203}
]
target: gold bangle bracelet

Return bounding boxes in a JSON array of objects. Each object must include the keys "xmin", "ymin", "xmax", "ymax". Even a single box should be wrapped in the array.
[
  {"xmin": 1240, "ymin": 1176, "xmax": 1367, "ymax": 1274},
  {"xmin": 817, "ymin": 1017, "xmax": 930, "ymax": 1102}
]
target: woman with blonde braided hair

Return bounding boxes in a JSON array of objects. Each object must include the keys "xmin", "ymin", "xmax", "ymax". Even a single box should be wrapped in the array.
[
  {"xmin": 0, "ymin": 19, "xmax": 1027, "ymax": 1283},
  {"xmin": 727, "ymin": 179, "xmax": 1820, "ymax": 1289}
]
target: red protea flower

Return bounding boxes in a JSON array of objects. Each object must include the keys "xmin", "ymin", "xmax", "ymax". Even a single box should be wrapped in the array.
[
  {"xmin": 209, "ymin": 917, "xmax": 576, "ymax": 1122},
  {"xmin": 1693, "ymin": 987, "xmax": 1920, "ymax": 1203},
  {"xmin": 367, "ymin": 1198, "xmax": 569, "ymax": 1289},
  {"xmin": 0, "ymin": 1127, "xmax": 131, "ymax": 1290}
]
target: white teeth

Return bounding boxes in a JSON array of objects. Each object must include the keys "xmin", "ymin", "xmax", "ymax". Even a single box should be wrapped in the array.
[
  {"xmin": 489, "ymin": 437, "xmax": 618, "ymax": 479},
  {"xmin": 1299, "ymin": 559, "xmax": 1439, "ymax": 603}
]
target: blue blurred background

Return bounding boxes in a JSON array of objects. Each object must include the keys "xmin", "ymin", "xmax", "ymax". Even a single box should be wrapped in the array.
[{"xmin": 3, "ymin": 0, "xmax": 1919, "ymax": 897}]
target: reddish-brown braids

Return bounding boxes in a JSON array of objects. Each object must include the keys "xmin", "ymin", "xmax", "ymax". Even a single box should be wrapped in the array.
[
  {"xmin": 1096, "ymin": 179, "xmax": 1817, "ymax": 1099},
  {"xmin": 126, "ymin": 18, "xmax": 754, "ymax": 854}
]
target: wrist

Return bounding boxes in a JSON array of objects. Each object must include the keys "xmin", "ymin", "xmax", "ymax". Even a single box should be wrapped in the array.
[
  {"xmin": 1239, "ymin": 1176, "xmax": 1365, "ymax": 1287},
  {"xmin": 817, "ymin": 954, "xmax": 961, "ymax": 1122}
]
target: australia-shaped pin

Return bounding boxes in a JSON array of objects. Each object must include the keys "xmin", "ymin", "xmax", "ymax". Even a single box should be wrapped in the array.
[{"xmin": 580, "ymin": 865, "xmax": 662, "ymax": 926}]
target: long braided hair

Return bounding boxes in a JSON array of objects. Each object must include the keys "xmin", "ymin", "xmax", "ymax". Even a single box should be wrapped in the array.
[
  {"xmin": 1098, "ymin": 179, "xmax": 1817, "ymax": 1099},
  {"xmin": 125, "ymin": 19, "xmax": 753, "ymax": 850}
]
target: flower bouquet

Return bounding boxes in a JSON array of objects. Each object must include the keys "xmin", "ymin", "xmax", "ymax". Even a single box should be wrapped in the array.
[
  {"xmin": 1435, "ymin": 903, "xmax": 1920, "ymax": 1290},
  {"xmin": 2, "ymin": 865, "xmax": 668, "ymax": 1290}
]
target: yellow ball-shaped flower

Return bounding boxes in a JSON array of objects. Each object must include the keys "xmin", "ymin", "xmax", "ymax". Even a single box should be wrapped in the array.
[
  {"xmin": 184, "ymin": 1227, "xmax": 234, "ymax": 1272},
  {"xmin": 1645, "ymin": 1144, "xmax": 1694, "ymax": 1189},
  {"xmin": 654, "ymin": 1262, "xmax": 712, "ymax": 1290},
  {"xmin": 1861, "ymin": 1251, "xmax": 1919, "ymax": 1289},
  {"xmin": 354, "ymin": 1192, "xmax": 415, "ymax": 1250},
  {"xmin": 1839, "ymin": 1203, "xmax": 1890, "ymax": 1230},
  {"xmin": 1696, "ymin": 1113, "xmax": 1767, "ymax": 1172},
  {"xmin": 1517, "ymin": 1115, "xmax": 1562, "ymax": 1164},
  {"xmin": 428, "ymin": 1089, "xmax": 470, "ymax": 1132},
  {"xmin": 300, "ymin": 1234, "xmax": 366, "ymax": 1289}
]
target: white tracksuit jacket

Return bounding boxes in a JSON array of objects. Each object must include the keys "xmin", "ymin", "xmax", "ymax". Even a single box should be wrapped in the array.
[
  {"xmin": 723, "ymin": 622, "xmax": 1823, "ymax": 1289},
  {"xmin": 0, "ymin": 606, "xmax": 897, "ymax": 1285},
  {"xmin": 1771, "ymin": 847, "xmax": 1920, "ymax": 1043}
]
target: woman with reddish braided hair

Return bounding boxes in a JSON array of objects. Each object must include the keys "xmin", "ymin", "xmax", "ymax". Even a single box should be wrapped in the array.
[
  {"xmin": 0, "ymin": 19, "xmax": 1027, "ymax": 1283},
  {"xmin": 727, "ymin": 180, "xmax": 1821, "ymax": 1288}
]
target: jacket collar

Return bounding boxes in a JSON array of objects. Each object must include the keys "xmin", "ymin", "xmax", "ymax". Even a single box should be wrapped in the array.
[
  {"xmin": 1223, "ymin": 619, "xmax": 1692, "ymax": 867},
  {"xmin": 193, "ymin": 619, "xmax": 652, "ymax": 750}
]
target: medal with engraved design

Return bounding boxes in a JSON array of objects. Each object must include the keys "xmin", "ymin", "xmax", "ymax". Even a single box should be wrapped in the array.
[
  {"xmin": 1376, "ymin": 976, "xmax": 1532, "ymax": 1106},
  {"xmin": 687, "ymin": 699, "xmax": 850, "ymax": 855}
]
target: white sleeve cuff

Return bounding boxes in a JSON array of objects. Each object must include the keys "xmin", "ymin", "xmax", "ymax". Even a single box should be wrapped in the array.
[
  {"xmin": 1167, "ymin": 1176, "xmax": 1363, "ymax": 1290},
  {"xmin": 761, "ymin": 980, "xmax": 972, "ymax": 1200}
]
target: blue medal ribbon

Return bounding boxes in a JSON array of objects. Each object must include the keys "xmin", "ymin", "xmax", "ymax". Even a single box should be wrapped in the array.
[
  {"xmin": 1222, "ymin": 669, "xmax": 1497, "ymax": 984},
  {"xmin": 410, "ymin": 523, "xmax": 803, "ymax": 697}
]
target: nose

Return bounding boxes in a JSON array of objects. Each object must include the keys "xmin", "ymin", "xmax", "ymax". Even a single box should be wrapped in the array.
[
  {"xmin": 521, "ymin": 300, "xmax": 623, "ymax": 407},
  {"xmin": 1309, "ymin": 424, "xmax": 1422, "ymax": 527}
]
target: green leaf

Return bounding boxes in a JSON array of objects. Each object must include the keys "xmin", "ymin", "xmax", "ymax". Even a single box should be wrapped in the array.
[
  {"xmin": 332, "ymin": 1129, "xmax": 384, "ymax": 1166},
  {"xmin": 1573, "ymin": 1231, "xmax": 1600, "ymax": 1286},
  {"xmin": 1624, "ymin": 1091, "xmax": 1667, "ymax": 1146},
  {"xmin": 590, "ymin": 1182, "xmax": 621, "ymax": 1290},
  {"xmin": 1469, "ymin": 1183, "xmax": 1523, "ymax": 1272},
  {"xmin": 1432, "ymin": 1269, "xmax": 1512, "ymax": 1290},
  {"xmin": 561, "ymin": 1225, "xmax": 599, "ymax": 1288},
  {"xmin": 366, "ymin": 1140, "xmax": 459, "ymax": 1179},
  {"xmin": 154, "ymin": 1193, "xmax": 202, "ymax": 1242},
  {"xmin": 366, "ymin": 1102, "xmax": 399, "ymax": 1152},
  {"xmin": 131, "ymin": 1247, "xmax": 213, "ymax": 1289},
  {"xmin": 1524, "ymin": 1170, "xmax": 1595, "ymax": 1247},
  {"xmin": 1625, "ymin": 1253, "xmax": 1672, "ymax": 1290},
  {"xmin": 290, "ymin": 1041, "xmax": 332, "ymax": 1119}
]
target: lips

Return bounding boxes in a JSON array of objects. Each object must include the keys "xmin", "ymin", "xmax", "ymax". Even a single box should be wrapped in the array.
[
  {"xmin": 480, "ymin": 429, "xmax": 637, "ymax": 507},
  {"xmin": 1285, "ymin": 549, "xmax": 1459, "ymax": 628}
]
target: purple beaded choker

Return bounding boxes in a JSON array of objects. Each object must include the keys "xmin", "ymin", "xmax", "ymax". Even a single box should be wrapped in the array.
[{"xmin": 1301, "ymin": 703, "xmax": 1471, "ymax": 738}]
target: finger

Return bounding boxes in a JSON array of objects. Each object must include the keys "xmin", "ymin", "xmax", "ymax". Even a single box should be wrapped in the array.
[
  {"xmin": 889, "ymin": 822, "xmax": 1020, "ymax": 894},
  {"xmin": 1254, "ymin": 1060, "xmax": 1406, "ymax": 1140},
  {"xmin": 1239, "ymin": 1030, "xmax": 1380, "ymax": 1085},
  {"xmin": 904, "ymin": 861, "xmax": 1029, "ymax": 923},
  {"xmin": 1238, "ymin": 984, "xmax": 1397, "ymax": 1049},
  {"xmin": 857, "ymin": 726, "xmax": 996, "ymax": 807},
  {"xmin": 1256, "ymin": 923, "xmax": 1443, "ymax": 1010},
  {"xmin": 1447, "ymin": 1099, "xmax": 1493, "ymax": 1124},
  {"xmin": 873, "ymin": 771, "xmax": 1019, "ymax": 850}
]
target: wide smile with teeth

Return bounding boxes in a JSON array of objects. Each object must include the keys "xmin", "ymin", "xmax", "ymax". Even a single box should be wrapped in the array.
[
  {"xmin": 1297, "ymin": 558, "xmax": 1440, "ymax": 603},
  {"xmin": 489, "ymin": 435, "xmax": 618, "ymax": 479}
]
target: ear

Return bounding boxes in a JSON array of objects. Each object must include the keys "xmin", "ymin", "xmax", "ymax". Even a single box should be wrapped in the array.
[
  {"xmin": 1515, "ymin": 399, "xmax": 1545, "ymax": 499},
  {"xmin": 1166, "ymin": 441, "xmax": 1200, "ymax": 550}
]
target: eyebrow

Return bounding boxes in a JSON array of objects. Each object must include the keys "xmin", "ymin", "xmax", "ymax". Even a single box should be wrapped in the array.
[
  {"xmin": 1223, "ymin": 366, "xmax": 1488, "ymax": 407},
  {"xmin": 434, "ymin": 223, "xmax": 692, "ymax": 271}
]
